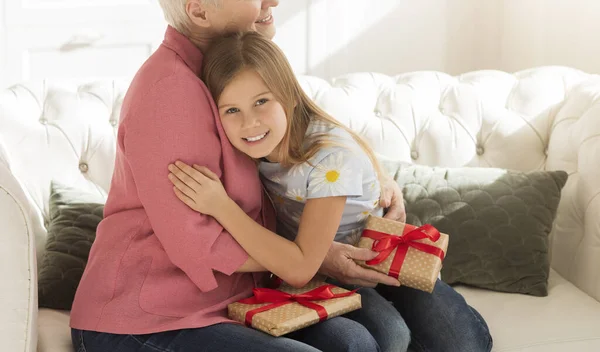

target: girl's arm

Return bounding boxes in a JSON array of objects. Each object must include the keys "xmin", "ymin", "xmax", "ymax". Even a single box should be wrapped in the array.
[
  {"xmin": 219, "ymin": 196, "xmax": 346, "ymax": 287},
  {"xmin": 238, "ymin": 257, "xmax": 268, "ymax": 272},
  {"xmin": 168, "ymin": 161, "xmax": 345, "ymax": 287}
]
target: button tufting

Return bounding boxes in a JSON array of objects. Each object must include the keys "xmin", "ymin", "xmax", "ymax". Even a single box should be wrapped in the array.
[
  {"xmin": 79, "ymin": 163, "xmax": 89, "ymax": 173},
  {"xmin": 476, "ymin": 146, "xmax": 484, "ymax": 155},
  {"xmin": 110, "ymin": 120, "xmax": 117, "ymax": 127},
  {"xmin": 39, "ymin": 118, "xmax": 48, "ymax": 125},
  {"xmin": 410, "ymin": 150, "xmax": 419, "ymax": 160},
  {"xmin": 374, "ymin": 110, "xmax": 382, "ymax": 117}
]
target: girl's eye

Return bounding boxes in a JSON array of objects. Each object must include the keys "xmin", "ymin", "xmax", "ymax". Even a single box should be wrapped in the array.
[
  {"xmin": 225, "ymin": 107, "xmax": 240, "ymax": 114},
  {"xmin": 256, "ymin": 98, "xmax": 268, "ymax": 106}
]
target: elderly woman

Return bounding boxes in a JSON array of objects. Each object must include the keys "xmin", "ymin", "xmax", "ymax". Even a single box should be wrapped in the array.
[{"xmin": 70, "ymin": 1, "xmax": 492, "ymax": 352}]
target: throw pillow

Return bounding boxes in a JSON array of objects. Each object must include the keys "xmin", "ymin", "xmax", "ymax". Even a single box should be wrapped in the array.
[
  {"xmin": 383, "ymin": 162, "xmax": 567, "ymax": 296},
  {"xmin": 38, "ymin": 181, "xmax": 105, "ymax": 310}
]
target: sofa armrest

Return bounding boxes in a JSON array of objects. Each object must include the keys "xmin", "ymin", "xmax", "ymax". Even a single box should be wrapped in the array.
[
  {"xmin": 546, "ymin": 77, "xmax": 600, "ymax": 303},
  {"xmin": 0, "ymin": 160, "xmax": 38, "ymax": 352}
]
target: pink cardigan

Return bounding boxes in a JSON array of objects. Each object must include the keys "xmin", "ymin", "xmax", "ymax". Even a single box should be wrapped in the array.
[{"xmin": 70, "ymin": 26, "xmax": 274, "ymax": 334}]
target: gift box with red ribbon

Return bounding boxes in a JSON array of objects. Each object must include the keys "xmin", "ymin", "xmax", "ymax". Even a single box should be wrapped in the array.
[
  {"xmin": 228, "ymin": 280, "xmax": 362, "ymax": 336},
  {"xmin": 357, "ymin": 215, "xmax": 449, "ymax": 293}
]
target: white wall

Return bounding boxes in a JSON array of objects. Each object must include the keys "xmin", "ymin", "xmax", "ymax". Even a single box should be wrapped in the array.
[
  {"xmin": 0, "ymin": 0, "xmax": 6, "ymax": 85},
  {"xmin": 0, "ymin": 0, "xmax": 165, "ymax": 87},
  {"xmin": 2, "ymin": 0, "xmax": 600, "ymax": 87},
  {"xmin": 275, "ymin": 0, "xmax": 600, "ymax": 78},
  {"xmin": 495, "ymin": 0, "xmax": 600, "ymax": 73},
  {"xmin": 274, "ymin": 0, "xmax": 484, "ymax": 78}
]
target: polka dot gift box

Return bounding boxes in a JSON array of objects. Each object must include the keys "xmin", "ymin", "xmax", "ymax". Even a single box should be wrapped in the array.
[
  {"xmin": 357, "ymin": 215, "xmax": 449, "ymax": 293},
  {"xmin": 228, "ymin": 280, "xmax": 362, "ymax": 337}
]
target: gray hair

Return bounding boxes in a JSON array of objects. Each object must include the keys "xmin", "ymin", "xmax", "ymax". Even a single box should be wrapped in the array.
[{"xmin": 157, "ymin": 0, "xmax": 221, "ymax": 35}]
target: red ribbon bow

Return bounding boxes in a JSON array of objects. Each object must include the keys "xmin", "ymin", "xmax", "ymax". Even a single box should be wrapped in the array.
[
  {"xmin": 363, "ymin": 224, "xmax": 445, "ymax": 279},
  {"xmin": 239, "ymin": 284, "xmax": 357, "ymax": 326}
]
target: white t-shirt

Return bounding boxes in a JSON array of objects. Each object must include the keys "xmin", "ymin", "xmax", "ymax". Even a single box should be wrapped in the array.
[{"xmin": 259, "ymin": 121, "xmax": 383, "ymax": 244}]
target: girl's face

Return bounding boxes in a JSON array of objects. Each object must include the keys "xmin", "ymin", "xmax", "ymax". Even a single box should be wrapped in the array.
[{"xmin": 217, "ymin": 69, "xmax": 288, "ymax": 161}]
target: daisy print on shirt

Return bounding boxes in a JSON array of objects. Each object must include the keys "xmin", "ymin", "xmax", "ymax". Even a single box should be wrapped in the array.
[
  {"xmin": 309, "ymin": 153, "xmax": 356, "ymax": 197},
  {"xmin": 286, "ymin": 188, "xmax": 306, "ymax": 203}
]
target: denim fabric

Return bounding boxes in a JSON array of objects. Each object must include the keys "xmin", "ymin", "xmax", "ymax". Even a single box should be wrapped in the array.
[
  {"xmin": 343, "ymin": 287, "xmax": 411, "ymax": 352},
  {"xmin": 71, "ymin": 280, "xmax": 491, "ymax": 352},
  {"xmin": 376, "ymin": 279, "xmax": 493, "ymax": 352},
  {"xmin": 72, "ymin": 316, "xmax": 380, "ymax": 352}
]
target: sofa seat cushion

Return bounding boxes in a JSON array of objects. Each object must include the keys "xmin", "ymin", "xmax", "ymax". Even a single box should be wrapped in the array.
[
  {"xmin": 37, "ymin": 271, "xmax": 600, "ymax": 352},
  {"xmin": 38, "ymin": 309, "xmax": 72, "ymax": 352},
  {"xmin": 455, "ymin": 269, "xmax": 600, "ymax": 352}
]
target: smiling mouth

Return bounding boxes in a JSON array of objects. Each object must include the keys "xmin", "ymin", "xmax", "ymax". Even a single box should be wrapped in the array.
[
  {"xmin": 243, "ymin": 131, "xmax": 270, "ymax": 142},
  {"xmin": 256, "ymin": 14, "xmax": 273, "ymax": 24}
]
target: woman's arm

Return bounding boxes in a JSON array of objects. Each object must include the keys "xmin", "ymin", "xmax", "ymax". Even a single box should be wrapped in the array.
[
  {"xmin": 124, "ymin": 77, "xmax": 258, "ymax": 292},
  {"xmin": 168, "ymin": 162, "xmax": 346, "ymax": 288}
]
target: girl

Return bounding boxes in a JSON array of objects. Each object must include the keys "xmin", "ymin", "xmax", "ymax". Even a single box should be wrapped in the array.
[{"xmin": 168, "ymin": 31, "xmax": 410, "ymax": 352}]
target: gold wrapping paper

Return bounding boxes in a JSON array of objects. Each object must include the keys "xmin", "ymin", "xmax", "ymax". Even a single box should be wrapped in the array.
[
  {"xmin": 228, "ymin": 280, "xmax": 362, "ymax": 337},
  {"xmin": 357, "ymin": 216, "xmax": 449, "ymax": 293}
]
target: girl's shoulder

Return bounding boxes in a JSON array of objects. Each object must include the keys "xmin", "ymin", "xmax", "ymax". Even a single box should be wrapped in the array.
[
  {"xmin": 305, "ymin": 120, "xmax": 335, "ymax": 136},
  {"xmin": 305, "ymin": 121, "xmax": 354, "ymax": 147},
  {"xmin": 306, "ymin": 129, "xmax": 366, "ymax": 168}
]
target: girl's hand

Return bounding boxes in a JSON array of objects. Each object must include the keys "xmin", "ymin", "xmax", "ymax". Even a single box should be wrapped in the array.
[{"xmin": 168, "ymin": 161, "xmax": 230, "ymax": 217}]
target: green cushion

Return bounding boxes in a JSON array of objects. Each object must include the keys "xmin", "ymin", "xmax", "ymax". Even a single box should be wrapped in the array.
[
  {"xmin": 384, "ymin": 163, "xmax": 568, "ymax": 296},
  {"xmin": 38, "ymin": 182, "xmax": 105, "ymax": 310}
]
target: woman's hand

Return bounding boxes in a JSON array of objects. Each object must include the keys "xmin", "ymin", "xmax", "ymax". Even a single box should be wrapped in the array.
[
  {"xmin": 379, "ymin": 175, "xmax": 407, "ymax": 222},
  {"xmin": 319, "ymin": 242, "xmax": 401, "ymax": 287},
  {"xmin": 168, "ymin": 161, "xmax": 230, "ymax": 217}
]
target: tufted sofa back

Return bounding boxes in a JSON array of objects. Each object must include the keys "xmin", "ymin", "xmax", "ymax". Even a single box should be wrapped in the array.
[{"xmin": 1, "ymin": 67, "xmax": 599, "ymax": 303}]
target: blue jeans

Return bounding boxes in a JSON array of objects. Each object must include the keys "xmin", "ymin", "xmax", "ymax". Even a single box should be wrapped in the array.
[
  {"xmin": 71, "ymin": 316, "xmax": 379, "ymax": 352},
  {"xmin": 338, "ymin": 286, "xmax": 410, "ymax": 352},
  {"xmin": 376, "ymin": 279, "xmax": 493, "ymax": 352}
]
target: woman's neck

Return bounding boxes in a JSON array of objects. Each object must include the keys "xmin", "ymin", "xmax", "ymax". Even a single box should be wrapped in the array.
[{"xmin": 187, "ymin": 30, "xmax": 214, "ymax": 54}]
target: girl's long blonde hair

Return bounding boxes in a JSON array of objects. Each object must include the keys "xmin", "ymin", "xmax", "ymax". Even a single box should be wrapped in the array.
[{"xmin": 202, "ymin": 31, "xmax": 385, "ymax": 184}]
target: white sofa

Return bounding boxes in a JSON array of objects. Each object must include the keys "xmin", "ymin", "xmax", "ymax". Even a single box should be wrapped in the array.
[{"xmin": 1, "ymin": 66, "xmax": 600, "ymax": 352}]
